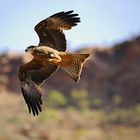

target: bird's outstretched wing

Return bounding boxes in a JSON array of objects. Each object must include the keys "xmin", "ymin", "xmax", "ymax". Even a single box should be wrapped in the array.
[
  {"xmin": 19, "ymin": 59, "xmax": 58, "ymax": 116},
  {"xmin": 34, "ymin": 10, "xmax": 80, "ymax": 51}
]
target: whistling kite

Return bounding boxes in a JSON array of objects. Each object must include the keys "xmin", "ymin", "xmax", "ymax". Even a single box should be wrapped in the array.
[{"xmin": 19, "ymin": 10, "xmax": 90, "ymax": 116}]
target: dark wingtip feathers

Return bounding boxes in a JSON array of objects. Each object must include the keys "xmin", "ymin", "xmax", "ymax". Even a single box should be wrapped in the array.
[
  {"xmin": 21, "ymin": 87, "xmax": 42, "ymax": 116},
  {"xmin": 65, "ymin": 10, "xmax": 74, "ymax": 15},
  {"xmin": 50, "ymin": 10, "xmax": 74, "ymax": 18},
  {"xmin": 50, "ymin": 10, "xmax": 81, "ymax": 26}
]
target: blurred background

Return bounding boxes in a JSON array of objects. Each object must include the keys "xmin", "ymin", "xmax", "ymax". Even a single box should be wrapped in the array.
[{"xmin": 0, "ymin": 0, "xmax": 140, "ymax": 140}]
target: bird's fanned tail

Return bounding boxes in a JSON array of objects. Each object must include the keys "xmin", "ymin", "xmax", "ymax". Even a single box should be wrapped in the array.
[{"xmin": 58, "ymin": 53, "xmax": 90, "ymax": 82}]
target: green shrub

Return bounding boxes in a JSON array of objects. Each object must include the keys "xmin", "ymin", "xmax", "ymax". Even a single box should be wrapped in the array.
[
  {"xmin": 70, "ymin": 89, "xmax": 89, "ymax": 110},
  {"xmin": 113, "ymin": 95, "xmax": 122, "ymax": 106},
  {"xmin": 92, "ymin": 97, "xmax": 102, "ymax": 107},
  {"xmin": 47, "ymin": 90, "xmax": 67, "ymax": 108}
]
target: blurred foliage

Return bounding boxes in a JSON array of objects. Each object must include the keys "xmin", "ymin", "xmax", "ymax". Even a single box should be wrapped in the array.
[
  {"xmin": 47, "ymin": 90, "xmax": 67, "ymax": 108},
  {"xmin": 92, "ymin": 97, "xmax": 102, "ymax": 107},
  {"xmin": 0, "ymin": 93, "xmax": 140, "ymax": 140},
  {"xmin": 43, "ymin": 89, "xmax": 140, "ymax": 126},
  {"xmin": 69, "ymin": 89, "xmax": 89, "ymax": 110},
  {"xmin": 0, "ymin": 75, "xmax": 8, "ymax": 83},
  {"xmin": 46, "ymin": 89, "xmax": 90, "ymax": 111},
  {"xmin": 112, "ymin": 95, "xmax": 122, "ymax": 106}
]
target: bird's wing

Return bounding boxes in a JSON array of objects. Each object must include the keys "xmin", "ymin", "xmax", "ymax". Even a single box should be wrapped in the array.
[
  {"xmin": 19, "ymin": 59, "xmax": 58, "ymax": 116},
  {"xmin": 34, "ymin": 10, "xmax": 80, "ymax": 51}
]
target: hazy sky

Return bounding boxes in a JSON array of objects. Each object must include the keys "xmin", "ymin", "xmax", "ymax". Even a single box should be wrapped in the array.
[{"xmin": 0, "ymin": 0, "xmax": 140, "ymax": 52}]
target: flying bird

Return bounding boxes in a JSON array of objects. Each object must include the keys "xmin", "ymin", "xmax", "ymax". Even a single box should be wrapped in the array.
[{"xmin": 19, "ymin": 10, "xmax": 90, "ymax": 116}]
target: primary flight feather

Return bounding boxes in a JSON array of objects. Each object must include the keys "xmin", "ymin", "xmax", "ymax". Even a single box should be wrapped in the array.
[{"xmin": 19, "ymin": 10, "xmax": 90, "ymax": 116}]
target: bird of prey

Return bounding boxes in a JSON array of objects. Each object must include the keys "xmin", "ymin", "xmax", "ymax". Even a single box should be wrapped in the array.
[{"xmin": 19, "ymin": 10, "xmax": 90, "ymax": 116}]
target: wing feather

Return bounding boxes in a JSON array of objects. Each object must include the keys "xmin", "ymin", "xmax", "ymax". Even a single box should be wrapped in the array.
[
  {"xmin": 34, "ymin": 10, "xmax": 80, "ymax": 51},
  {"xmin": 19, "ymin": 59, "xmax": 58, "ymax": 116},
  {"xmin": 21, "ymin": 81, "xmax": 42, "ymax": 116}
]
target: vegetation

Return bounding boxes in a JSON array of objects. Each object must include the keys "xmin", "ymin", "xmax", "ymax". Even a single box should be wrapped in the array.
[
  {"xmin": 0, "ymin": 92, "xmax": 140, "ymax": 140},
  {"xmin": 46, "ymin": 90, "xmax": 67, "ymax": 108}
]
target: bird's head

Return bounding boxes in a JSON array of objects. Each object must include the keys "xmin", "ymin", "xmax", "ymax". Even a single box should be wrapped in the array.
[{"xmin": 25, "ymin": 45, "xmax": 36, "ymax": 54}]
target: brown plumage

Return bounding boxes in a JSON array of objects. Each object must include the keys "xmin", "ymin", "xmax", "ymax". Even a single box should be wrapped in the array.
[{"xmin": 19, "ymin": 10, "xmax": 90, "ymax": 116}]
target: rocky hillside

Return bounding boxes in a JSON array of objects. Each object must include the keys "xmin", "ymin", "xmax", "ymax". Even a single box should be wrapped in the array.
[{"xmin": 0, "ymin": 36, "xmax": 140, "ymax": 108}]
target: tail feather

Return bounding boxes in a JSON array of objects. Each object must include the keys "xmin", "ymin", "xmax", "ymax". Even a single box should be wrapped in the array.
[{"xmin": 58, "ymin": 53, "xmax": 90, "ymax": 82}]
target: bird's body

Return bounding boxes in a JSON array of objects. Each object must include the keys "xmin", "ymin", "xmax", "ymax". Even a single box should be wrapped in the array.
[{"xmin": 19, "ymin": 10, "xmax": 90, "ymax": 116}]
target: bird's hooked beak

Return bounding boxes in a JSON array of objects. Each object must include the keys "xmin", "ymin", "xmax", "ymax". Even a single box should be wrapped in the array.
[
  {"xmin": 25, "ymin": 45, "xmax": 36, "ymax": 54},
  {"xmin": 25, "ymin": 48, "xmax": 29, "ymax": 52}
]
